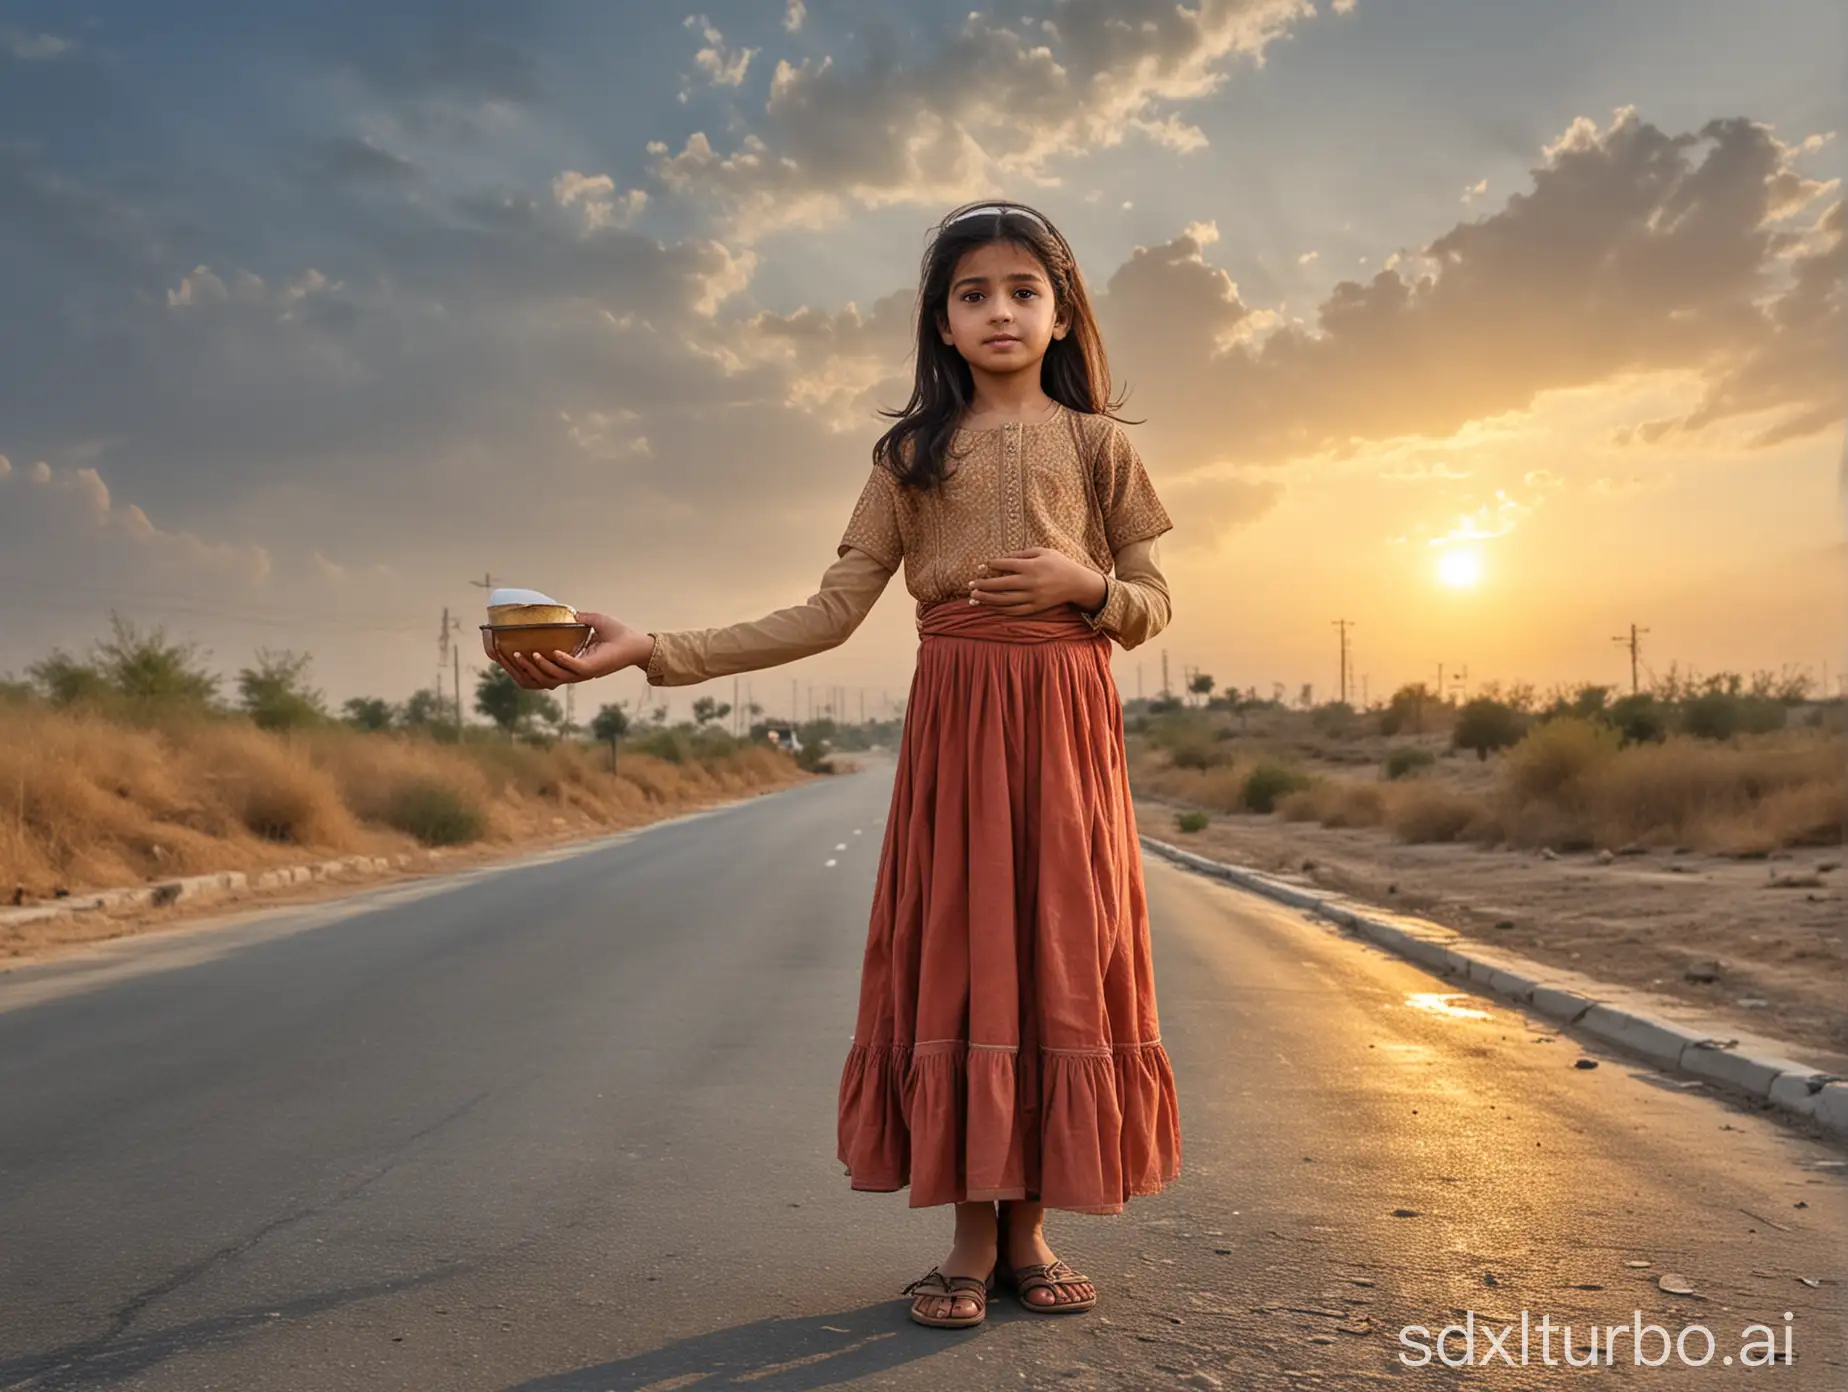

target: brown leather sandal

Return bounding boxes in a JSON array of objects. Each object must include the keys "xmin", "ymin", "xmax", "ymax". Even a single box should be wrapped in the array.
[
  {"xmin": 995, "ymin": 1202, "xmax": 1098, "ymax": 1314},
  {"xmin": 1003, "ymin": 1257, "xmax": 1098, "ymax": 1314},
  {"xmin": 902, "ymin": 1266, "xmax": 995, "ymax": 1328}
]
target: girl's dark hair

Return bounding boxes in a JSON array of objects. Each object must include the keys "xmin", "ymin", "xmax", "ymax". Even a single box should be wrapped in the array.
[{"xmin": 874, "ymin": 200, "xmax": 1127, "ymax": 490}]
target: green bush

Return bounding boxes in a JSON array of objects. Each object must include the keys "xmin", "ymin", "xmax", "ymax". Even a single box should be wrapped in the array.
[
  {"xmin": 1606, "ymin": 693, "xmax": 1667, "ymax": 745},
  {"xmin": 1244, "ymin": 761, "xmax": 1310, "ymax": 813},
  {"xmin": 1682, "ymin": 690, "xmax": 1786, "ymax": 740},
  {"xmin": 1174, "ymin": 810, "xmax": 1210, "ymax": 834},
  {"xmin": 629, "ymin": 728, "xmax": 691, "ymax": 764},
  {"xmin": 1383, "ymin": 745, "xmax": 1437, "ymax": 780},
  {"xmin": 382, "ymin": 777, "xmax": 488, "ymax": 847}
]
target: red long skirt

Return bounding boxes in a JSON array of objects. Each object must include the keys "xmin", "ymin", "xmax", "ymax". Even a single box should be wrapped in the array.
[{"xmin": 835, "ymin": 595, "xmax": 1182, "ymax": 1214}]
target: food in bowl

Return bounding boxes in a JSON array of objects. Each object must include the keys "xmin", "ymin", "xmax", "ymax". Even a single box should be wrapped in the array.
[
  {"xmin": 482, "ymin": 587, "xmax": 592, "ymax": 661},
  {"xmin": 486, "ymin": 585, "xmax": 577, "ymax": 627}
]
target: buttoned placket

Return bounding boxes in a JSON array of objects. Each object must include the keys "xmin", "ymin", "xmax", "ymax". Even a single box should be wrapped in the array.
[{"xmin": 1003, "ymin": 420, "xmax": 1020, "ymax": 552}]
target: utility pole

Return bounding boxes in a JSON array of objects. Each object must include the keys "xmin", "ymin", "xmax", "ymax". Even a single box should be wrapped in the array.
[
  {"xmin": 1332, "ymin": 618, "xmax": 1354, "ymax": 706},
  {"xmin": 1435, "ymin": 663, "xmax": 1444, "ymax": 705},
  {"xmin": 1161, "ymin": 649, "xmax": 1170, "ymax": 700},
  {"xmin": 1361, "ymin": 673, "xmax": 1369, "ymax": 709},
  {"xmin": 1452, "ymin": 664, "xmax": 1469, "ymax": 702},
  {"xmin": 1612, "ymin": 623, "xmax": 1649, "ymax": 695},
  {"xmin": 1137, "ymin": 663, "xmax": 1143, "ymax": 702},
  {"xmin": 438, "ymin": 607, "xmax": 465, "ymax": 732}
]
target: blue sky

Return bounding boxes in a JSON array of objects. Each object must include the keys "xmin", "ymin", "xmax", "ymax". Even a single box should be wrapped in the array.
[{"xmin": 1, "ymin": 0, "xmax": 1842, "ymax": 713}]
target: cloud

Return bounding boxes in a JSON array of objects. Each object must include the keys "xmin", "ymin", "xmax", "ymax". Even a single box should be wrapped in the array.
[
  {"xmin": 309, "ymin": 135, "xmax": 423, "ymax": 187},
  {"xmin": 1093, "ymin": 108, "xmax": 1843, "ymax": 469},
  {"xmin": 551, "ymin": 171, "xmax": 649, "ymax": 232},
  {"xmin": 687, "ymin": 15, "xmax": 755, "ymax": 87},
  {"xmin": 166, "ymin": 265, "xmax": 339, "ymax": 313},
  {"xmin": 653, "ymin": 0, "xmax": 1328, "ymax": 235},
  {"xmin": 0, "ymin": 458, "xmax": 272, "ymax": 588},
  {"xmin": 785, "ymin": 1, "xmax": 807, "ymax": 34},
  {"xmin": 1, "ymin": 29, "xmax": 73, "ymax": 61}
]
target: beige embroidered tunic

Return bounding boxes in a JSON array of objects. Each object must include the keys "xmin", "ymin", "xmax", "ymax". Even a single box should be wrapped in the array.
[{"xmin": 644, "ymin": 403, "xmax": 1174, "ymax": 687}]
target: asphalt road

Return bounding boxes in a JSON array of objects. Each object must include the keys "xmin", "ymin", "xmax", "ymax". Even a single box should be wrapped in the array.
[{"xmin": 2, "ymin": 756, "xmax": 1843, "ymax": 1391}]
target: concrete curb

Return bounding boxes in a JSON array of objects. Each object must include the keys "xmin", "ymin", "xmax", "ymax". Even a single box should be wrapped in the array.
[
  {"xmin": 1141, "ymin": 835, "xmax": 1848, "ymax": 1143},
  {"xmin": 0, "ymin": 851, "xmax": 439, "ymax": 931}
]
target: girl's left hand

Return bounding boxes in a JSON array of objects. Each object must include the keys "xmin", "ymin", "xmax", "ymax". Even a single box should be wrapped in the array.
[{"xmin": 967, "ymin": 548, "xmax": 1100, "ymax": 615}]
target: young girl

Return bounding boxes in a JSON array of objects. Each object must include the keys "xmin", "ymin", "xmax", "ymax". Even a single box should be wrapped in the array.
[{"xmin": 490, "ymin": 200, "xmax": 1181, "ymax": 1330}]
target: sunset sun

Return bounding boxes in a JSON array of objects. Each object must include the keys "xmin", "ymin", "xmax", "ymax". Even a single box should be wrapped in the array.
[{"xmin": 1438, "ymin": 547, "xmax": 1484, "ymax": 589}]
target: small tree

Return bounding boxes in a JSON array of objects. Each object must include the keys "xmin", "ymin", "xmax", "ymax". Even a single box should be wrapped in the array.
[
  {"xmin": 400, "ymin": 688, "xmax": 445, "ymax": 729},
  {"xmin": 95, "ymin": 615, "xmax": 220, "ymax": 706},
  {"xmin": 1187, "ymin": 672, "xmax": 1215, "ymax": 708},
  {"xmin": 1452, "ymin": 697, "xmax": 1525, "ymax": 761},
  {"xmin": 238, "ymin": 649, "xmax": 327, "ymax": 731},
  {"xmin": 691, "ymin": 695, "xmax": 733, "ymax": 727},
  {"xmin": 591, "ymin": 702, "xmax": 631, "ymax": 744},
  {"xmin": 26, "ymin": 650, "xmax": 113, "ymax": 706},
  {"xmin": 591, "ymin": 701, "xmax": 630, "ymax": 771},
  {"xmin": 1379, "ymin": 683, "xmax": 1433, "ymax": 736},
  {"xmin": 475, "ymin": 665, "xmax": 561, "ymax": 736},
  {"xmin": 343, "ymin": 696, "xmax": 396, "ymax": 731}
]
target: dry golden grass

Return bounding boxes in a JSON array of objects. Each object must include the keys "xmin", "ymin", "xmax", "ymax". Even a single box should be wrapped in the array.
[
  {"xmin": 1130, "ymin": 709, "xmax": 1843, "ymax": 855},
  {"xmin": 0, "ymin": 705, "xmax": 806, "ymax": 898}
]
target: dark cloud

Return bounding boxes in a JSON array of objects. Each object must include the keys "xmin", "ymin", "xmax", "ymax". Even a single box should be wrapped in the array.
[
  {"xmin": 341, "ymin": 11, "xmax": 541, "ymax": 109},
  {"xmin": 308, "ymin": 135, "xmax": 423, "ymax": 187},
  {"xmin": 654, "ymin": 0, "xmax": 1328, "ymax": 234},
  {"xmin": 1094, "ymin": 110, "xmax": 1843, "ymax": 468}
]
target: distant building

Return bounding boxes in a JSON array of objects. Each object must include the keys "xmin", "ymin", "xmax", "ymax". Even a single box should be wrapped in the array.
[{"xmin": 760, "ymin": 722, "xmax": 802, "ymax": 752}]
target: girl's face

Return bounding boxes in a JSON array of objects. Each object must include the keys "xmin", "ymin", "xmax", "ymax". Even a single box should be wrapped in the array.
[{"xmin": 938, "ymin": 239, "xmax": 1067, "ymax": 376}]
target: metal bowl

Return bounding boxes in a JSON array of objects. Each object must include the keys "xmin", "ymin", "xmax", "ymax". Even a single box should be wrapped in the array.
[{"xmin": 480, "ymin": 622, "xmax": 593, "ymax": 662}]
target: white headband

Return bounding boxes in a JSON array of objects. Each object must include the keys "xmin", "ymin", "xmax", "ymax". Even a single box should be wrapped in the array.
[{"xmin": 945, "ymin": 202, "xmax": 1051, "ymax": 230}]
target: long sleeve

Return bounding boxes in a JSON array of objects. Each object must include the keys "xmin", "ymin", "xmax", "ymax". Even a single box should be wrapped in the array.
[
  {"xmin": 644, "ymin": 547, "xmax": 894, "ymax": 687},
  {"xmin": 1081, "ymin": 535, "xmax": 1171, "ymax": 650}
]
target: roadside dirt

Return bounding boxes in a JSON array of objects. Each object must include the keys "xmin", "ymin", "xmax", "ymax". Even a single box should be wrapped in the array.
[
  {"xmin": 1138, "ymin": 795, "xmax": 1848, "ymax": 1070},
  {"xmin": 0, "ymin": 781, "xmax": 809, "ymax": 971}
]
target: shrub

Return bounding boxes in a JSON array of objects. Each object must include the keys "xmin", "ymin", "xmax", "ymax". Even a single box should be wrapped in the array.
[
  {"xmin": 1502, "ymin": 716, "xmax": 1621, "ymax": 807},
  {"xmin": 1387, "ymin": 782, "xmax": 1485, "ymax": 843},
  {"xmin": 1383, "ymin": 745, "xmax": 1437, "ymax": 780},
  {"xmin": 382, "ymin": 777, "xmax": 487, "ymax": 846},
  {"xmin": 1244, "ymin": 761, "xmax": 1311, "ymax": 813},
  {"xmin": 629, "ymin": 728, "xmax": 691, "ymax": 764},
  {"xmin": 1174, "ymin": 810, "xmax": 1209, "ymax": 834},
  {"xmin": 1170, "ymin": 737, "xmax": 1231, "ymax": 770}
]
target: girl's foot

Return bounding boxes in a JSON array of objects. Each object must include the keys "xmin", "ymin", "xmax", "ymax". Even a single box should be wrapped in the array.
[
  {"xmin": 909, "ymin": 1201, "xmax": 998, "ymax": 1324},
  {"xmin": 1000, "ymin": 1200, "xmax": 1097, "ymax": 1309}
]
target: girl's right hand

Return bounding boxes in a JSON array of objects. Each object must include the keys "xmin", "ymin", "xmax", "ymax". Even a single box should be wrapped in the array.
[{"xmin": 483, "ymin": 610, "xmax": 654, "ymax": 689}]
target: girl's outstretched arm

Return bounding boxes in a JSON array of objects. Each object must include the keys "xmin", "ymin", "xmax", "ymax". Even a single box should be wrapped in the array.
[
  {"xmin": 1080, "ymin": 535, "xmax": 1171, "ymax": 651},
  {"xmin": 642, "ymin": 547, "xmax": 894, "ymax": 687}
]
